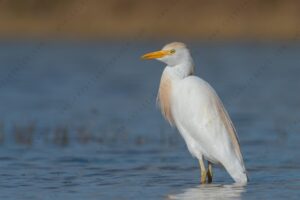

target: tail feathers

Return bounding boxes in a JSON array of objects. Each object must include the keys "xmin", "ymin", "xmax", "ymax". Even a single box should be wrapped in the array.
[
  {"xmin": 224, "ymin": 160, "xmax": 248, "ymax": 184},
  {"xmin": 232, "ymin": 171, "xmax": 248, "ymax": 184}
]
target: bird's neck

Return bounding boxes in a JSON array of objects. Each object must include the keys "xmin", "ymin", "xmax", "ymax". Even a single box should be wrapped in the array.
[
  {"xmin": 157, "ymin": 61, "xmax": 194, "ymax": 125},
  {"xmin": 165, "ymin": 61, "xmax": 194, "ymax": 80}
]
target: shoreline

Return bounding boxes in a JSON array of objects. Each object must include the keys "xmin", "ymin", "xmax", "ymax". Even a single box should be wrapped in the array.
[{"xmin": 0, "ymin": 0, "xmax": 299, "ymax": 40}]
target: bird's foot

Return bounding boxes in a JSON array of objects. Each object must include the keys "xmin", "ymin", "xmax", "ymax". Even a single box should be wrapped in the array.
[
  {"xmin": 207, "ymin": 164, "xmax": 213, "ymax": 183},
  {"xmin": 207, "ymin": 170, "xmax": 213, "ymax": 183},
  {"xmin": 201, "ymin": 170, "xmax": 207, "ymax": 184}
]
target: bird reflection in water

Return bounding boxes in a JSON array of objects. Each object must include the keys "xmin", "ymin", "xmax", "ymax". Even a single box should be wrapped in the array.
[{"xmin": 167, "ymin": 184, "xmax": 245, "ymax": 200}]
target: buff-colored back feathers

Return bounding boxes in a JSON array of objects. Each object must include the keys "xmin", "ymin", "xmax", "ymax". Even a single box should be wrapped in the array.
[{"xmin": 216, "ymin": 98, "xmax": 244, "ymax": 164}]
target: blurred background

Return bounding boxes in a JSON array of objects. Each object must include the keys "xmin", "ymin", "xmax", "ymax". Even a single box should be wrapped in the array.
[
  {"xmin": 0, "ymin": 1, "xmax": 299, "ymax": 199},
  {"xmin": 0, "ymin": 0, "xmax": 300, "ymax": 39}
]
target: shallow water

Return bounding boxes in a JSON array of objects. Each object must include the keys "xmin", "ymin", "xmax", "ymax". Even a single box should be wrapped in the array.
[{"xmin": 0, "ymin": 41, "xmax": 299, "ymax": 199}]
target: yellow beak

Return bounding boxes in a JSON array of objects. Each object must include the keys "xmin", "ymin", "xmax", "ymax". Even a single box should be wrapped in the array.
[{"xmin": 141, "ymin": 50, "xmax": 171, "ymax": 60}]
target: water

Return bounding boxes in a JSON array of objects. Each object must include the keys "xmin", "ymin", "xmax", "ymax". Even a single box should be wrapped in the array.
[{"xmin": 0, "ymin": 41, "xmax": 299, "ymax": 199}]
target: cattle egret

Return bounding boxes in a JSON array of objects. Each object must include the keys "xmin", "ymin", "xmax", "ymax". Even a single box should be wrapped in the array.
[{"xmin": 141, "ymin": 42, "xmax": 248, "ymax": 184}]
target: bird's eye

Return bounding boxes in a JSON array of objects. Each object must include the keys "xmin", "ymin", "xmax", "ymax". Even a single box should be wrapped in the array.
[{"xmin": 170, "ymin": 49, "xmax": 176, "ymax": 54}]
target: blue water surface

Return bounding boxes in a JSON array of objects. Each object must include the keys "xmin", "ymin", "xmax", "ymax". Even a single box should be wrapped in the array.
[{"xmin": 0, "ymin": 41, "xmax": 299, "ymax": 199}]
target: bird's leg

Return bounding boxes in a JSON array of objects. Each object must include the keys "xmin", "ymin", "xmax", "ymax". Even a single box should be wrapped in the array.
[
  {"xmin": 207, "ymin": 161, "xmax": 213, "ymax": 183},
  {"xmin": 199, "ymin": 159, "xmax": 207, "ymax": 184}
]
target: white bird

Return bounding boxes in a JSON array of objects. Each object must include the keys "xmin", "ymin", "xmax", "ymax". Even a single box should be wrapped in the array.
[{"xmin": 141, "ymin": 42, "xmax": 248, "ymax": 184}]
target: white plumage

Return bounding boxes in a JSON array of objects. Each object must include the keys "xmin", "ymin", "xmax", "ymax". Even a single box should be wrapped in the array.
[{"xmin": 142, "ymin": 42, "xmax": 248, "ymax": 184}]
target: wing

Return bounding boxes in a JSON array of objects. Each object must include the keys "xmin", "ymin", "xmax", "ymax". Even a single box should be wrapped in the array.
[
  {"xmin": 215, "ymin": 94, "xmax": 244, "ymax": 164},
  {"xmin": 172, "ymin": 76, "xmax": 245, "ymax": 166}
]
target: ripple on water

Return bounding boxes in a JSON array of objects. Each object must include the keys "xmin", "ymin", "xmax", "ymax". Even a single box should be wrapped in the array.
[{"xmin": 167, "ymin": 184, "xmax": 246, "ymax": 200}]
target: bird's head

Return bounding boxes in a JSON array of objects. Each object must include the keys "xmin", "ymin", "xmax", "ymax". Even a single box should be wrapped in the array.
[{"xmin": 141, "ymin": 42, "xmax": 192, "ymax": 66}]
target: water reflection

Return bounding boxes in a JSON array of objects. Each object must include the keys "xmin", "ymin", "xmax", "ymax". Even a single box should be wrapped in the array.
[{"xmin": 167, "ymin": 184, "xmax": 245, "ymax": 200}]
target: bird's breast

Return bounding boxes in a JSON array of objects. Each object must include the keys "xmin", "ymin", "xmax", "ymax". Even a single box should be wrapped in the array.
[{"xmin": 157, "ymin": 73, "xmax": 174, "ymax": 125}]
